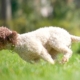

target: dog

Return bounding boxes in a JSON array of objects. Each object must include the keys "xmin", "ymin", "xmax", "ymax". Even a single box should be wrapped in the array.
[{"xmin": 0, "ymin": 26, "xmax": 80, "ymax": 64}]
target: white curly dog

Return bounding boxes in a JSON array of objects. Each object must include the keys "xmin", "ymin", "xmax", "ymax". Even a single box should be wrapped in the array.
[{"xmin": 0, "ymin": 26, "xmax": 80, "ymax": 64}]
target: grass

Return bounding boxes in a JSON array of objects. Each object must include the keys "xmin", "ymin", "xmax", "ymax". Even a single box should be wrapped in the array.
[{"xmin": 0, "ymin": 47, "xmax": 80, "ymax": 80}]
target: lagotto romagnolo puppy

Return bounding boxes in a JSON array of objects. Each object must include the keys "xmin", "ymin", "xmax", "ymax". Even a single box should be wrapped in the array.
[{"xmin": 0, "ymin": 26, "xmax": 80, "ymax": 64}]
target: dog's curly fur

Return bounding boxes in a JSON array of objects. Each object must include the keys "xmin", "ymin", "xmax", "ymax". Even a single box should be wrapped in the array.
[
  {"xmin": 0, "ymin": 27, "xmax": 17, "ymax": 49},
  {"xmin": 0, "ymin": 26, "xmax": 80, "ymax": 64}
]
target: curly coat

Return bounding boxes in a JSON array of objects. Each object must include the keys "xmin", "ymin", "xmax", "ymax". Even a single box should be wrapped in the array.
[{"xmin": 0, "ymin": 26, "xmax": 80, "ymax": 64}]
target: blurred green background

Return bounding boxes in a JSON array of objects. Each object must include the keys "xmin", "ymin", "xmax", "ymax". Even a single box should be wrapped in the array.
[
  {"xmin": 0, "ymin": 0, "xmax": 80, "ymax": 34},
  {"xmin": 0, "ymin": 1, "xmax": 80, "ymax": 80}
]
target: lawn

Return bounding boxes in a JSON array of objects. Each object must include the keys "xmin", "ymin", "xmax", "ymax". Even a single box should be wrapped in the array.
[{"xmin": 0, "ymin": 45, "xmax": 80, "ymax": 80}]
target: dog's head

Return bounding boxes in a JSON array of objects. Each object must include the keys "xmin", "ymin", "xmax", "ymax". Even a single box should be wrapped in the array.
[{"xmin": 0, "ymin": 26, "xmax": 17, "ymax": 50}]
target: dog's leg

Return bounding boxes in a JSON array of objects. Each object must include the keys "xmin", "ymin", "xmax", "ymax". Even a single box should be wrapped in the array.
[
  {"xmin": 61, "ymin": 46, "xmax": 72, "ymax": 63},
  {"xmin": 54, "ymin": 45, "xmax": 72, "ymax": 63},
  {"xmin": 40, "ymin": 48, "xmax": 55, "ymax": 64}
]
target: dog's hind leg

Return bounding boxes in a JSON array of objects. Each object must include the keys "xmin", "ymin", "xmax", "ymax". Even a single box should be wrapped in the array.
[
  {"xmin": 61, "ymin": 46, "xmax": 72, "ymax": 63},
  {"xmin": 52, "ymin": 44, "xmax": 72, "ymax": 63}
]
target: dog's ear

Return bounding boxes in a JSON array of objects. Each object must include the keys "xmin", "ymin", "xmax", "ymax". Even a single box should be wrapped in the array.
[{"xmin": 7, "ymin": 31, "xmax": 17, "ymax": 45}]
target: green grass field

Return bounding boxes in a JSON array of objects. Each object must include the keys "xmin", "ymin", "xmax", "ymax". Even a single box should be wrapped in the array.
[{"xmin": 0, "ymin": 44, "xmax": 80, "ymax": 80}]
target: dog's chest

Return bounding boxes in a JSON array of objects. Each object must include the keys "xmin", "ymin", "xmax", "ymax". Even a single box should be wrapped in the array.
[{"xmin": 14, "ymin": 44, "xmax": 39, "ymax": 62}]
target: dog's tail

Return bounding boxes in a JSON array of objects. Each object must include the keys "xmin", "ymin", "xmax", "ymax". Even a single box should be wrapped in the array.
[{"xmin": 71, "ymin": 35, "xmax": 80, "ymax": 42}]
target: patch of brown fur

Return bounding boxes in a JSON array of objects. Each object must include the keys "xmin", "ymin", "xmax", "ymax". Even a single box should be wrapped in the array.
[
  {"xmin": 0, "ymin": 26, "xmax": 17, "ymax": 49},
  {"xmin": 8, "ymin": 31, "xmax": 18, "ymax": 45}
]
